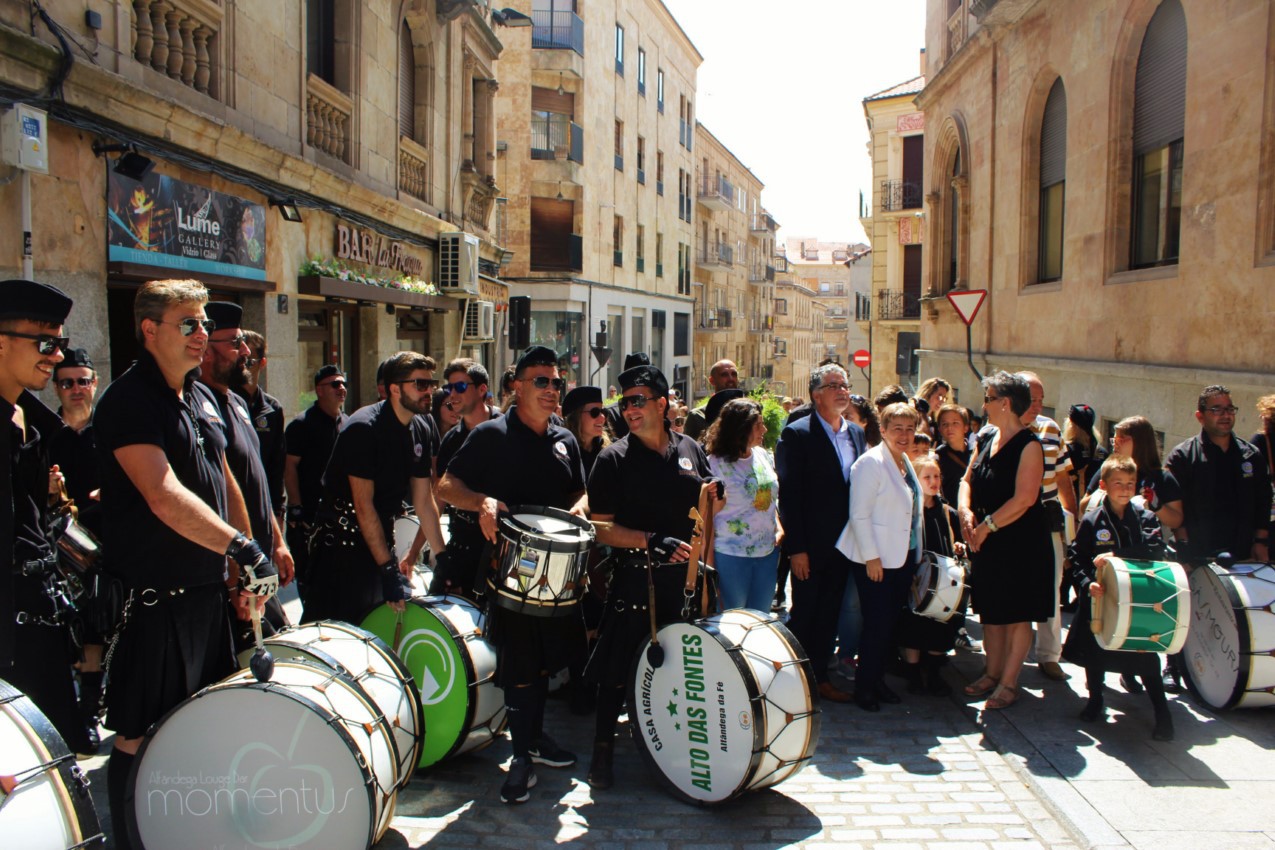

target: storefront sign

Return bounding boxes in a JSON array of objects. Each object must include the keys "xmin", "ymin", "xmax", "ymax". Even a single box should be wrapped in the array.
[
  {"xmin": 107, "ymin": 171, "xmax": 267, "ymax": 281},
  {"xmin": 334, "ymin": 222, "xmax": 427, "ymax": 278}
]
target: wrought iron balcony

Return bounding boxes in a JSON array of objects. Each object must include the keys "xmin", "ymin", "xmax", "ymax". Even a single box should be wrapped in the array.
[
  {"xmin": 750, "ymin": 212, "xmax": 777, "ymax": 233},
  {"xmin": 532, "ymin": 10, "xmax": 584, "ymax": 55},
  {"xmin": 697, "ymin": 241, "xmax": 733, "ymax": 267},
  {"xmin": 697, "ymin": 175, "xmax": 735, "ymax": 211},
  {"xmin": 880, "ymin": 179, "xmax": 923, "ymax": 213},
  {"xmin": 530, "ymin": 115, "xmax": 583, "ymax": 164},
  {"xmin": 877, "ymin": 290, "xmax": 922, "ymax": 320}
]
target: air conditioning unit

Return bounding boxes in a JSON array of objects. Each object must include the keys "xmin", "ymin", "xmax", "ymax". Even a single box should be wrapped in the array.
[
  {"xmin": 438, "ymin": 232, "xmax": 480, "ymax": 295},
  {"xmin": 463, "ymin": 300, "xmax": 495, "ymax": 341}
]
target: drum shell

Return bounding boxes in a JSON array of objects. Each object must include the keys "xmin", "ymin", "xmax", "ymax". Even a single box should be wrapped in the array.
[
  {"xmin": 1093, "ymin": 557, "xmax": 1189, "ymax": 654},
  {"xmin": 1183, "ymin": 563, "xmax": 1275, "ymax": 710},
  {"xmin": 909, "ymin": 552, "xmax": 970, "ymax": 622},
  {"xmin": 488, "ymin": 507, "xmax": 596, "ymax": 617},
  {"xmin": 0, "ymin": 678, "xmax": 103, "ymax": 850}
]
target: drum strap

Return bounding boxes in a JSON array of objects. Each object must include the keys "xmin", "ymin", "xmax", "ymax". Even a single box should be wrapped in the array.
[{"xmin": 684, "ymin": 483, "xmax": 719, "ymax": 620}]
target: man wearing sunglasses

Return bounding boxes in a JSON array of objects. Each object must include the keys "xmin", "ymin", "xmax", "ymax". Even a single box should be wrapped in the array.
[
  {"xmin": 0, "ymin": 279, "xmax": 101, "ymax": 762},
  {"xmin": 93, "ymin": 279, "xmax": 277, "ymax": 849},
  {"xmin": 304, "ymin": 351, "xmax": 446, "ymax": 624},
  {"xmin": 283, "ymin": 364, "xmax": 348, "ymax": 597},
  {"xmin": 683, "ymin": 358, "xmax": 740, "ymax": 440},
  {"xmin": 200, "ymin": 302, "xmax": 294, "ymax": 654},
  {"xmin": 437, "ymin": 345, "xmax": 588, "ymax": 804},
  {"xmin": 232, "ymin": 329, "xmax": 286, "ymax": 523},
  {"xmin": 583, "ymin": 363, "xmax": 719, "ymax": 790},
  {"xmin": 433, "ymin": 357, "xmax": 499, "ymax": 481}
]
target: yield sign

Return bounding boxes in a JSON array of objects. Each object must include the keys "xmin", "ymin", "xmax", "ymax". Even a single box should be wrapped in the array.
[{"xmin": 946, "ymin": 289, "xmax": 987, "ymax": 326}]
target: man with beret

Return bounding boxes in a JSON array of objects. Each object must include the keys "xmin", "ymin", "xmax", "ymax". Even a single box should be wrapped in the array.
[
  {"xmin": 283, "ymin": 364, "xmax": 348, "ymax": 597},
  {"xmin": 233, "ymin": 329, "xmax": 286, "ymax": 521},
  {"xmin": 92, "ymin": 279, "xmax": 278, "ymax": 849},
  {"xmin": 0, "ymin": 279, "xmax": 99, "ymax": 757},
  {"xmin": 304, "ymin": 351, "xmax": 445, "ymax": 623},
  {"xmin": 200, "ymin": 302, "xmax": 294, "ymax": 653},
  {"xmin": 562, "ymin": 385, "xmax": 607, "ymax": 478},
  {"xmin": 684, "ymin": 359, "xmax": 741, "ymax": 441},
  {"xmin": 437, "ymin": 345, "xmax": 588, "ymax": 804},
  {"xmin": 583, "ymin": 363, "xmax": 718, "ymax": 789},
  {"xmin": 602, "ymin": 351, "xmax": 652, "ymax": 440}
]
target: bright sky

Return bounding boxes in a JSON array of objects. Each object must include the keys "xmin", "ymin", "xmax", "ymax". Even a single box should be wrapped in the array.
[{"xmin": 661, "ymin": 0, "xmax": 927, "ymax": 247}]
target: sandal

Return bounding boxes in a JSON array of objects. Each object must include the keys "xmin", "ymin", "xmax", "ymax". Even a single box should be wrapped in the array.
[
  {"xmin": 985, "ymin": 684, "xmax": 1020, "ymax": 710},
  {"xmin": 963, "ymin": 674, "xmax": 999, "ymax": 697}
]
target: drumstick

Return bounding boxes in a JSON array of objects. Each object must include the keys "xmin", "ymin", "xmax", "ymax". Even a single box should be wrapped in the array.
[
  {"xmin": 589, "ymin": 520, "xmax": 615, "ymax": 532},
  {"xmin": 1090, "ymin": 593, "xmax": 1102, "ymax": 636},
  {"xmin": 248, "ymin": 603, "xmax": 275, "ymax": 683}
]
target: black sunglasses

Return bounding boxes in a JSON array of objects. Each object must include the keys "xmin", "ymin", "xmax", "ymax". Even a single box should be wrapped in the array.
[
  {"xmin": 618, "ymin": 394, "xmax": 657, "ymax": 412},
  {"xmin": 2, "ymin": 331, "xmax": 69, "ymax": 355},
  {"xmin": 398, "ymin": 378, "xmax": 440, "ymax": 391},
  {"xmin": 211, "ymin": 334, "xmax": 246, "ymax": 348},
  {"xmin": 525, "ymin": 376, "xmax": 566, "ymax": 392},
  {"xmin": 56, "ymin": 377, "xmax": 95, "ymax": 390},
  {"xmin": 443, "ymin": 380, "xmax": 471, "ymax": 394},
  {"xmin": 153, "ymin": 317, "xmax": 215, "ymax": 337},
  {"xmin": 582, "ymin": 407, "xmax": 606, "ymax": 419},
  {"xmin": 849, "ymin": 394, "xmax": 867, "ymax": 405},
  {"xmin": 319, "ymin": 379, "xmax": 347, "ymax": 390}
]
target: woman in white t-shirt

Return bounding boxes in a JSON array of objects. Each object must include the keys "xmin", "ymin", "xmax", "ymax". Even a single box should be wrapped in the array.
[{"xmin": 704, "ymin": 398, "xmax": 783, "ymax": 612}]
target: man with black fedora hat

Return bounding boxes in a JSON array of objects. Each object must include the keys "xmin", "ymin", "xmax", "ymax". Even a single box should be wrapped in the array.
[
  {"xmin": 284, "ymin": 363, "xmax": 348, "ymax": 597},
  {"xmin": 602, "ymin": 351, "xmax": 652, "ymax": 440},
  {"xmin": 0, "ymin": 278, "xmax": 99, "ymax": 756},
  {"xmin": 437, "ymin": 345, "xmax": 589, "ymax": 804}
]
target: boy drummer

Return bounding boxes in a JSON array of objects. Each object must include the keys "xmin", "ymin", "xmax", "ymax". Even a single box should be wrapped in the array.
[{"xmin": 1064, "ymin": 455, "xmax": 1174, "ymax": 741}]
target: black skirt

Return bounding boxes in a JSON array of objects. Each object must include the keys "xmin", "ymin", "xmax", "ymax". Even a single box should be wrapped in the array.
[{"xmin": 487, "ymin": 605, "xmax": 587, "ymax": 689}]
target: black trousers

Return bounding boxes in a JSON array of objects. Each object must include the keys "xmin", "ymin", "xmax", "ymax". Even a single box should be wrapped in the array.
[
  {"xmin": 850, "ymin": 557, "xmax": 916, "ymax": 697},
  {"xmin": 787, "ymin": 551, "xmax": 851, "ymax": 684}
]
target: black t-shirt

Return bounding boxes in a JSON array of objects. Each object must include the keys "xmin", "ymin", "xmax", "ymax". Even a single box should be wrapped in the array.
[
  {"xmin": 320, "ymin": 401, "xmax": 432, "ymax": 527},
  {"xmin": 936, "ymin": 444, "xmax": 970, "ymax": 509},
  {"xmin": 94, "ymin": 351, "xmax": 229, "ymax": 589},
  {"xmin": 435, "ymin": 406, "xmax": 503, "ymax": 478},
  {"xmin": 207, "ymin": 384, "xmax": 273, "ymax": 550},
  {"xmin": 1165, "ymin": 432, "xmax": 1271, "ymax": 561},
  {"xmin": 587, "ymin": 428, "xmax": 711, "ymax": 543},
  {"xmin": 237, "ymin": 387, "xmax": 286, "ymax": 515},
  {"xmin": 47, "ymin": 418, "xmax": 101, "ymax": 535},
  {"xmin": 284, "ymin": 403, "xmax": 347, "ymax": 510},
  {"xmin": 6, "ymin": 395, "xmax": 55, "ymax": 563},
  {"xmin": 445, "ymin": 406, "xmax": 585, "ymax": 517},
  {"xmin": 1084, "ymin": 465, "xmax": 1182, "ymax": 513}
]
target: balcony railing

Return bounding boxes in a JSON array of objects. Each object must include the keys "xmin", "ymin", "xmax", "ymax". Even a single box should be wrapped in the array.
[
  {"xmin": 750, "ymin": 212, "xmax": 777, "ymax": 233},
  {"xmin": 698, "ymin": 175, "xmax": 735, "ymax": 209},
  {"xmin": 697, "ymin": 241, "xmax": 733, "ymax": 266},
  {"xmin": 531, "ymin": 115, "xmax": 583, "ymax": 164},
  {"xmin": 131, "ymin": 0, "xmax": 223, "ymax": 99},
  {"xmin": 532, "ymin": 10, "xmax": 584, "ymax": 55},
  {"xmin": 877, "ymin": 290, "xmax": 922, "ymax": 320},
  {"xmin": 398, "ymin": 136, "xmax": 429, "ymax": 202},
  {"xmin": 880, "ymin": 179, "xmax": 923, "ymax": 212},
  {"xmin": 700, "ymin": 308, "xmax": 732, "ymax": 329},
  {"xmin": 307, "ymin": 74, "xmax": 353, "ymax": 163},
  {"xmin": 750, "ymin": 315, "xmax": 774, "ymax": 332},
  {"xmin": 749, "ymin": 265, "xmax": 775, "ymax": 283}
]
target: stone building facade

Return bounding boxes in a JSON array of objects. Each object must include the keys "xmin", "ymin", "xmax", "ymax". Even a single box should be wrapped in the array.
[
  {"xmin": 771, "ymin": 256, "xmax": 829, "ymax": 401},
  {"xmin": 783, "ymin": 237, "xmax": 870, "ymax": 375},
  {"xmin": 916, "ymin": 0, "xmax": 1274, "ymax": 445}
]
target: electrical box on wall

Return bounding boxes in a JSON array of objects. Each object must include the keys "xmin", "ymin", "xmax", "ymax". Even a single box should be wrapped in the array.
[{"xmin": 1, "ymin": 104, "xmax": 49, "ymax": 174}]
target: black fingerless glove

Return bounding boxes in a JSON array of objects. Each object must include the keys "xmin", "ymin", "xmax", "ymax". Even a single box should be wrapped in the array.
[
  {"xmin": 227, "ymin": 534, "xmax": 279, "ymax": 598},
  {"xmin": 378, "ymin": 559, "xmax": 412, "ymax": 603},
  {"xmin": 647, "ymin": 535, "xmax": 686, "ymax": 563}
]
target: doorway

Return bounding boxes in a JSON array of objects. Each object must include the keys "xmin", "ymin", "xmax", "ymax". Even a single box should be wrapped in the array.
[{"xmin": 297, "ymin": 301, "xmax": 361, "ymax": 411}]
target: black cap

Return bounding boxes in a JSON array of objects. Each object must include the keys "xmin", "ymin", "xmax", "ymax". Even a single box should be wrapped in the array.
[
  {"xmin": 622, "ymin": 351, "xmax": 651, "ymax": 372},
  {"xmin": 619, "ymin": 365, "xmax": 668, "ymax": 400},
  {"xmin": 0, "ymin": 279, "xmax": 72, "ymax": 324},
  {"xmin": 562, "ymin": 386, "xmax": 602, "ymax": 417},
  {"xmin": 314, "ymin": 364, "xmax": 345, "ymax": 386},
  {"xmin": 1069, "ymin": 403, "xmax": 1096, "ymax": 431},
  {"xmin": 704, "ymin": 388, "xmax": 746, "ymax": 425},
  {"xmin": 515, "ymin": 345, "xmax": 559, "ymax": 373},
  {"xmin": 53, "ymin": 348, "xmax": 94, "ymax": 377},
  {"xmin": 204, "ymin": 301, "xmax": 243, "ymax": 331}
]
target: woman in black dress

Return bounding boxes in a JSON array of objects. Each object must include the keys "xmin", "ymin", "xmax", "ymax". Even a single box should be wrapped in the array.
[{"xmin": 958, "ymin": 372, "xmax": 1053, "ymax": 710}]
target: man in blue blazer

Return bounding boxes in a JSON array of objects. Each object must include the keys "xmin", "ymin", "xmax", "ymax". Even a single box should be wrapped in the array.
[{"xmin": 776, "ymin": 363, "xmax": 867, "ymax": 703}]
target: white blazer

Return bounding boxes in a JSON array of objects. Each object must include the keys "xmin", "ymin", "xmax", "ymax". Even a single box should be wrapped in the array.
[{"xmin": 835, "ymin": 443, "xmax": 923, "ymax": 569}]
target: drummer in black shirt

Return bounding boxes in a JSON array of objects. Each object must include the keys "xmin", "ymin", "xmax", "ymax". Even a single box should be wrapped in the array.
[
  {"xmin": 233, "ymin": 329, "xmax": 286, "ymax": 520},
  {"xmin": 583, "ymin": 363, "xmax": 717, "ymax": 790},
  {"xmin": 200, "ymin": 302, "xmax": 294, "ymax": 652},
  {"xmin": 434, "ymin": 357, "xmax": 500, "ymax": 481},
  {"xmin": 0, "ymin": 280, "xmax": 95, "ymax": 757},
  {"xmin": 283, "ymin": 364, "xmax": 348, "ymax": 596},
  {"xmin": 437, "ymin": 345, "xmax": 588, "ymax": 805},
  {"xmin": 94, "ymin": 279, "xmax": 278, "ymax": 850},
  {"xmin": 303, "ymin": 351, "xmax": 446, "ymax": 623}
]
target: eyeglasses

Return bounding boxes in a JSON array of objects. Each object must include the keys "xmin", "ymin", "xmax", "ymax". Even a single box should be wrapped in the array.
[
  {"xmin": 443, "ymin": 380, "xmax": 471, "ymax": 395},
  {"xmin": 618, "ymin": 394, "xmax": 656, "ymax": 412},
  {"xmin": 1, "ymin": 332, "xmax": 69, "ymax": 355},
  {"xmin": 1203, "ymin": 405, "xmax": 1238, "ymax": 416},
  {"xmin": 582, "ymin": 407, "xmax": 606, "ymax": 419},
  {"xmin": 398, "ymin": 378, "xmax": 440, "ymax": 392},
  {"xmin": 211, "ymin": 334, "xmax": 246, "ymax": 348},
  {"xmin": 524, "ymin": 376, "xmax": 566, "ymax": 392},
  {"xmin": 56, "ymin": 377, "xmax": 95, "ymax": 390},
  {"xmin": 243, "ymin": 357, "xmax": 260, "ymax": 368},
  {"xmin": 819, "ymin": 383, "xmax": 850, "ymax": 392},
  {"xmin": 153, "ymin": 317, "xmax": 215, "ymax": 337},
  {"xmin": 319, "ymin": 380, "xmax": 347, "ymax": 390},
  {"xmin": 673, "ymin": 416, "xmax": 687, "ymax": 426}
]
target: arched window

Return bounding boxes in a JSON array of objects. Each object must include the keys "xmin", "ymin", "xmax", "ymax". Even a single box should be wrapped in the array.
[
  {"xmin": 1130, "ymin": 0, "xmax": 1186, "ymax": 268},
  {"xmin": 399, "ymin": 21, "xmax": 415, "ymax": 140},
  {"xmin": 1038, "ymin": 79, "xmax": 1067, "ymax": 282}
]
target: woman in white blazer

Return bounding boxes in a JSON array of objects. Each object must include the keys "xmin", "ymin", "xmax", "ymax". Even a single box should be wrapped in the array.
[{"xmin": 835, "ymin": 402, "xmax": 925, "ymax": 712}]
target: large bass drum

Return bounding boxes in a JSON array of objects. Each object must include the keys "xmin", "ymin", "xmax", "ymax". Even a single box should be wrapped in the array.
[
  {"xmin": 362, "ymin": 595, "xmax": 506, "ymax": 767},
  {"xmin": 0, "ymin": 678, "xmax": 103, "ymax": 849},
  {"xmin": 1182, "ymin": 562, "xmax": 1275, "ymax": 710},
  {"xmin": 628, "ymin": 610, "xmax": 820, "ymax": 804},
  {"xmin": 128, "ymin": 660, "xmax": 400, "ymax": 850}
]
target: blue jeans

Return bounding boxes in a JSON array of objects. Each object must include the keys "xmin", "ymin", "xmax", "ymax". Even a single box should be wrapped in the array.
[{"xmin": 715, "ymin": 549, "xmax": 781, "ymax": 613}]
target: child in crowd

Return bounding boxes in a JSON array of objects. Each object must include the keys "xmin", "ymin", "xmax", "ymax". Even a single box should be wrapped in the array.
[{"xmin": 1063, "ymin": 455, "xmax": 1174, "ymax": 741}]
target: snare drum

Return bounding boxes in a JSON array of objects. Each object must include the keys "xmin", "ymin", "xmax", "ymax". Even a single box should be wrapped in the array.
[
  {"xmin": 237, "ymin": 621, "xmax": 424, "ymax": 787},
  {"xmin": 1182, "ymin": 562, "xmax": 1275, "ymax": 710},
  {"xmin": 1093, "ymin": 557, "xmax": 1190, "ymax": 654},
  {"xmin": 362, "ymin": 596, "xmax": 506, "ymax": 767},
  {"xmin": 629, "ymin": 609, "xmax": 820, "ymax": 804},
  {"xmin": 393, "ymin": 514, "xmax": 434, "ymax": 597},
  {"xmin": 129, "ymin": 660, "xmax": 399, "ymax": 850},
  {"xmin": 486, "ymin": 506, "xmax": 594, "ymax": 617},
  {"xmin": 0, "ymin": 679, "xmax": 103, "ymax": 850},
  {"xmin": 909, "ymin": 552, "xmax": 970, "ymax": 622}
]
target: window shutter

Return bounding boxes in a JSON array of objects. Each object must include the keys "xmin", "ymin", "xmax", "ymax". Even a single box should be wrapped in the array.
[
  {"xmin": 1039, "ymin": 79, "xmax": 1067, "ymax": 188},
  {"xmin": 531, "ymin": 87, "xmax": 575, "ymax": 116},
  {"xmin": 399, "ymin": 23, "xmax": 415, "ymax": 140},
  {"xmin": 1132, "ymin": 0, "xmax": 1187, "ymax": 156}
]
